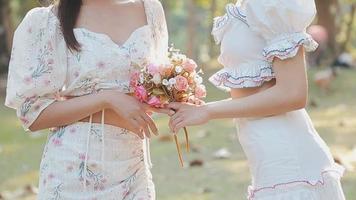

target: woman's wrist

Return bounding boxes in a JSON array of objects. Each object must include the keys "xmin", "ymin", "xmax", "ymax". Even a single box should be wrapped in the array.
[
  {"xmin": 203, "ymin": 103, "xmax": 216, "ymax": 121},
  {"xmin": 96, "ymin": 90, "xmax": 118, "ymax": 110}
]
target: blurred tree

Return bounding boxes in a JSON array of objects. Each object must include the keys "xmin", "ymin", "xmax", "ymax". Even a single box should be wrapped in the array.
[
  {"xmin": 315, "ymin": 0, "xmax": 356, "ymax": 62},
  {"xmin": 0, "ymin": 0, "xmax": 12, "ymax": 73},
  {"xmin": 208, "ymin": 0, "xmax": 218, "ymax": 57},
  {"xmin": 186, "ymin": 0, "xmax": 197, "ymax": 59},
  {"xmin": 315, "ymin": 0, "xmax": 339, "ymax": 54},
  {"xmin": 340, "ymin": 2, "xmax": 356, "ymax": 53}
]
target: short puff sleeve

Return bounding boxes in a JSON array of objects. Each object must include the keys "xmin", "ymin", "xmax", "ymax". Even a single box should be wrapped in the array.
[
  {"xmin": 5, "ymin": 7, "xmax": 67, "ymax": 131},
  {"xmin": 246, "ymin": 0, "xmax": 319, "ymax": 62}
]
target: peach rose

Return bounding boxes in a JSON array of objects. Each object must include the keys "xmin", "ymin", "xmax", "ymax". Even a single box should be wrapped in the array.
[
  {"xmin": 174, "ymin": 75, "xmax": 189, "ymax": 91},
  {"xmin": 195, "ymin": 84, "xmax": 207, "ymax": 98},
  {"xmin": 183, "ymin": 59, "xmax": 197, "ymax": 73}
]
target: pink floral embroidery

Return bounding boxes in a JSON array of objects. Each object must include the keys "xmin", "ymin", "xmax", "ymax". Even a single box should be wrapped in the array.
[
  {"xmin": 33, "ymin": 104, "xmax": 41, "ymax": 111},
  {"xmin": 67, "ymin": 165, "xmax": 74, "ymax": 172},
  {"xmin": 74, "ymin": 71, "xmax": 80, "ymax": 78},
  {"xmin": 43, "ymin": 79, "xmax": 51, "ymax": 86},
  {"xmin": 79, "ymin": 153, "xmax": 88, "ymax": 161},
  {"xmin": 20, "ymin": 116, "xmax": 29, "ymax": 125},
  {"xmin": 48, "ymin": 173, "xmax": 55, "ymax": 180},
  {"xmin": 52, "ymin": 138, "xmax": 62, "ymax": 147},
  {"xmin": 97, "ymin": 61, "xmax": 106, "ymax": 69},
  {"xmin": 23, "ymin": 76, "xmax": 33, "ymax": 84},
  {"xmin": 69, "ymin": 127, "xmax": 77, "ymax": 134}
]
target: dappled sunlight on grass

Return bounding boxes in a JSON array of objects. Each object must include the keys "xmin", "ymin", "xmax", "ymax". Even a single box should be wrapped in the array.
[
  {"xmin": 0, "ymin": 170, "xmax": 39, "ymax": 191},
  {"xmin": 0, "ymin": 143, "xmax": 22, "ymax": 156}
]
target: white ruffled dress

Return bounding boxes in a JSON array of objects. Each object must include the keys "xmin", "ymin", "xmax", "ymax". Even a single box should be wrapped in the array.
[
  {"xmin": 209, "ymin": 0, "xmax": 346, "ymax": 199},
  {"xmin": 5, "ymin": 0, "xmax": 168, "ymax": 199}
]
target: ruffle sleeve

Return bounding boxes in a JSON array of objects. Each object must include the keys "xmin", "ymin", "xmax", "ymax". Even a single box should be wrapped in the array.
[
  {"xmin": 209, "ymin": 60, "xmax": 274, "ymax": 91},
  {"xmin": 5, "ymin": 7, "xmax": 68, "ymax": 131},
  {"xmin": 245, "ymin": 0, "xmax": 319, "ymax": 62}
]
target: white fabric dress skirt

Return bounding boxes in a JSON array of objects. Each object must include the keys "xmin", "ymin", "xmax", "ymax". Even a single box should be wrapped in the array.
[
  {"xmin": 236, "ymin": 109, "xmax": 345, "ymax": 200},
  {"xmin": 37, "ymin": 122, "xmax": 155, "ymax": 200}
]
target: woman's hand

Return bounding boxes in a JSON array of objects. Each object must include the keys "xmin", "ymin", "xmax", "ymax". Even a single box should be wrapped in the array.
[
  {"xmin": 100, "ymin": 90, "xmax": 173, "ymax": 139},
  {"xmin": 167, "ymin": 102, "xmax": 210, "ymax": 133}
]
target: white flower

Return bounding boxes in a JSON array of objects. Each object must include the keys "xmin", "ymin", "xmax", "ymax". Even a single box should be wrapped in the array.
[
  {"xmin": 152, "ymin": 74, "xmax": 161, "ymax": 85},
  {"xmin": 169, "ymin": 78, "xmax": 176, "ymax": 85},
  {"xmin": 162, "ymin": 79, "xmax": 169, "ymax": 86},
  {"xmin": 177, "ymin": 54, "xmax": 186, "ymax": 60},
  {"xmin": 175, "ymin": 66, "xmax": 183, "ymax": 73},
  {"xmin": 139, "ymin": 74, "xmax": 145, "ymax": 83},
  {"xmin": 172, "ymin": 53, "xmax": 186, "ymax": 62},
  {"xmin": 194, "ymin": 75, "xmax": 203, "ymax": 84}
]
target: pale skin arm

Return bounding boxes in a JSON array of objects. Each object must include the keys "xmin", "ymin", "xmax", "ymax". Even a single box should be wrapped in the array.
[
  {"xmin": 30, "ymin": 90, "xmax": 174, "ymax": 139},
  {"xmin": 168, "ymin": 49, "xmax": 308, "ymax": 133}
]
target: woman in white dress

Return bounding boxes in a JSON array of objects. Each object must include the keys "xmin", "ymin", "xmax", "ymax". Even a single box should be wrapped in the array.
[
  {"xmin": 5, "ymin": 0, "xmax": 171, "ymax": 199},
  {"xmin": 168, "ymin": 0, "xmax": 346, "ymax": 199}
]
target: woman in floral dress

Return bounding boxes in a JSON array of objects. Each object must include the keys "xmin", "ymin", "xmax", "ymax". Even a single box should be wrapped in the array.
[{"xmin": 5, "ymin": 0, "xmax": 171, "ymax": 199}]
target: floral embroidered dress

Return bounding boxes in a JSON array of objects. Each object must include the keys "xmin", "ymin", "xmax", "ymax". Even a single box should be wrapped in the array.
[
  {"xmin": 209, "ymin": 0, "xmax": 345, "ymax": 200},
  {"xmin": 5, "ymin": 0, "xmax": 168, "ymax": 199}
]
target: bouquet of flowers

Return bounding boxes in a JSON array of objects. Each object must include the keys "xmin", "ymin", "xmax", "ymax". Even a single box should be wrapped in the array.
[{"xmin": 130, "ymin": 46, "xmax": 206, "ymax": 167}]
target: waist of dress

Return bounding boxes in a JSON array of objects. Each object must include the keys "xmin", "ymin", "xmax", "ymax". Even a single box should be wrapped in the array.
[
  {"xmin": 234, "ymin": 109, "xmax": 338, "ymax": 187},
  {"xmin": 79, "ymin": 109, "xmax": 134, "ymax": 132},
  {"xmin": 64, "ymin": 94, "xmax": 136, "ymax": 132}
]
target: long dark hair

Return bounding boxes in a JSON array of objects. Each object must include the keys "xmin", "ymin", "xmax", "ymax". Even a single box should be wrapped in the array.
[{"xmin": 56, "ymin": 0, "xmax": 82, "ymax": 51}]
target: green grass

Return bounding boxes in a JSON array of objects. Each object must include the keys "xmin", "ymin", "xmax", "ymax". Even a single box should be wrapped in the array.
[{"xmin": 0, "ymin": 68, "xmax": 355, "ymax": 199}]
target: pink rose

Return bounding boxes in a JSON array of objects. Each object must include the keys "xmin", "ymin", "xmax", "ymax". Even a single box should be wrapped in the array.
[
  {"xmin": 79, "ymin": 153, "xmax": 88, "ymax": 161},
  {"xmin": 23, "ymin": 76, "xmax": 33, "ymax": 84},
  {"xmin": 183, "ymin": 59, "xmax": 197, "ymax": 73},
  {"xmin": 47, "ymin": 59, "xmax": 54, "ymax": 65},
  {"xmin": 195, "ymin": 85, "xmax": 207, "ymax": 98},
  {"xmin": 134, "ymin": 85, "xmax": 148, "ymax": 102},
  {"xmin": 174, "ymin": 75, "xmax": 189, "ymax": 91},
  {"xmin": 147, "ymin": 63, "xmax": 160, "ymax": 75},
  {"xmin": 130, "ymin": 71, "xmax": 140, "ymax": 88},
  {"xmin": 147, "ymin": 96, "xmax": 162, "ymax": 108},
  {"xmin": 52, "ymin": 138, "xmax": 62, "ymax": 147}
]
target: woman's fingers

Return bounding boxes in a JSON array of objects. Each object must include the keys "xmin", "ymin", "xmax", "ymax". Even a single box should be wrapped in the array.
[
  {"xmin": 130, "ymin": 119, "xmax": 144, "ymax": 139},
  {"xmin": 174, "ymin": 121, "xmax": 186, "ymax": 133},
  {"xmin": 167, "ymin": 102, "xmax": 183, "ymax": 110},
  {"xmin": 144, "ymin": 105, "xmax": 175, "ymax": 116},
  {"xmin": 155, "ymin": 108, "xmax": 175, "ymax": 116},
  {"xmin": 141, "ymin": 113, "xmax": 158, "ymax": 136},
  {"xmin": 134, "ymin": 116, "xmax": 151, "ymax": 138},
  {"xmin": 170, "ymin": 113, "xmax": 184, "ymax": 133},
  {"xmin": 171, "ymin": 114, "xmax": 183, "ymax": 125}
]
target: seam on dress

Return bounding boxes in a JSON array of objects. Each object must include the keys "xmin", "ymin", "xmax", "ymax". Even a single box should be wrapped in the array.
[{"xmin": 247, "ymin": 169, "xmax": 344, "ymax": 200}]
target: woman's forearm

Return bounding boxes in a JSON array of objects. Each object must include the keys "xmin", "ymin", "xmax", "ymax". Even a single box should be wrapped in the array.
[
  {"xmin": 206, "ymin": 84, "xmax": 307, "ymax": 120},
  {"xmin": 29, "ymin": 91, "xmax": 108, "ymax": 131}
]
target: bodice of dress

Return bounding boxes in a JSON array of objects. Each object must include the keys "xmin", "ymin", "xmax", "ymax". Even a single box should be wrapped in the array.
[
  {"xmin": 64, "ymin": 25, "xmax": 153, "ymax": 97},
  {"xmin": 5, "ymin": 0, "xmax": 168, "ymax": 131},
  {"xmin": 209, "ymin": 0, "xmax": 319, "ymax": 90}
]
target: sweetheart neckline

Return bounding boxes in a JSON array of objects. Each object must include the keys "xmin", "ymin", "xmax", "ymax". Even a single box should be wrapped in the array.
[{"xmin": 74, "ymin": 25, "xmax": 151, "ymax": 48}]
